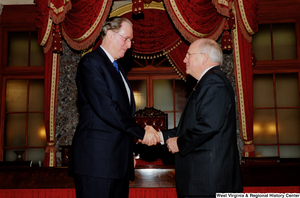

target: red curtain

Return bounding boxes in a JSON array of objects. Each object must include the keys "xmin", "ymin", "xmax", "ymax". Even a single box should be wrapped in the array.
[
  {"xmin": 232, "ymin": 0, "xmax": 258, "ymax": 157},
  {"xmin": 232, "ymin": 20, "xmax": 255, "ymax": 157},
  {"xmin": 166, "ymin": 41, "xmax": 189, "ymax": 79},
  {"xmin": 62, "ymin": 0, "xmax": 113, "ymax": 50},
  {"xmin": 42, "ymin": 49, "xmax": 59, "ymax": 167},
  {"xmin": 163, "ymin": 0, "xmax": 230, "ymax": 43},
  {"xmin": 36, "ymin": 0, "xmax": 112, "ymax": 52},
  {"xmin": 234, "ymin": 0, "xmax": 259, "ymax": 42},
  {"xmin": 36, "ymin": 0, "xmax": 53, "ymax": 53},
  {"xmin": 118, "ymin": 9, "xmax": 189, "ymax": 78}
]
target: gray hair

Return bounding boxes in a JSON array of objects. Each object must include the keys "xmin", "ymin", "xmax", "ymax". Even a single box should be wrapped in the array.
[
  {"xmin": 198, "ymin": 39, "xmax": 223, "ymax": 65},
  {"xmin": 100, "ymin": 17, "xmax": 132, "ymax": 38}
]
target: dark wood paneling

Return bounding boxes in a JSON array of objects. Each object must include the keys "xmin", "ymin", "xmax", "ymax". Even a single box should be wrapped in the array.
[
  {"xmin": 258, "ymin": 0, "xmax": 300, "ymax": 22},
  {"xmin": 0, "ymin": 5, "xmax": 37, "ymax": 25}
]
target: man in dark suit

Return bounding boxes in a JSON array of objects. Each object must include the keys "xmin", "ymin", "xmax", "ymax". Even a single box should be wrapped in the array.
[
  {"xmin": 147, "ymin": 38, "xmax": 243, "ymax": 197},
  {"xmin": 69, "ymin": 17, "xmax": 160, "ymax": 198}
]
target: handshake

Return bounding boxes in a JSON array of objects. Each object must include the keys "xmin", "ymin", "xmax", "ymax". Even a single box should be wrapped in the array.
[
  {"xmin": 139, "ymin": 125, "xmax": 179, "ymax": 154},
  {"xmin": 139, "ymin": 125, "xmax": 162, "ymax": 146}
]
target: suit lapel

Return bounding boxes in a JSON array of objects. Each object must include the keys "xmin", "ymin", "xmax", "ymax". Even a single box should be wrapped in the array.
[
  {"xmin": 176, "ymin": 66, "xmax": 220, "ymax": 133},
  {"xmin": 95, "ymin": 47, "xmax": 133, "ymax": 113},
  {"xmin": 119, "ymin": 64, "xmax": 135, "ymax": 109}
]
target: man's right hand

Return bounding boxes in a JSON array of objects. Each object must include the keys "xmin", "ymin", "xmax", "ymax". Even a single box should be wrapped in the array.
[{"xmin": 141, "ymin": 125, "xmax": 161, "ymax": 146}]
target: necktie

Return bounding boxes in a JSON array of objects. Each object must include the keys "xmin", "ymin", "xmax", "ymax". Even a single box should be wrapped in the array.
[{"xmin": 113, "ymin": 61, "xmax": 119, "ymax": 73}]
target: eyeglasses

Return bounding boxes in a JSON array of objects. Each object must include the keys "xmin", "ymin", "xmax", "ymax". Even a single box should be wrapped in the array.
[
  {"xmin": 185, "ymin": 52, "xmax": 205, "ymax": 59},
  {"xmin": 115, "ymin": 32, "xmax": 134, "ymax": 44}
]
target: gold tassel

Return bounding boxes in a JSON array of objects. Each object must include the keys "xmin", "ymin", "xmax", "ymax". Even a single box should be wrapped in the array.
[
  {"xmin": 132, "ymin": 0, "xmax": 144, "ymax": 15},
  {"xmin": 221, "ymin": 20, "xmax": 232, "ymax": 51},
  {"xmin": 52, "ymin": 24, "xmax": 63, "ymax": 53}
]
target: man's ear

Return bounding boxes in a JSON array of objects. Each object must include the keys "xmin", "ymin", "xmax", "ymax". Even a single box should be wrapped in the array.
[
  {"xmin": 202, "ymin": 53, "xmax": 209, "ymax": 65},
  {"xmin": 106, "ymin": 30, "xmax": 115, "ymax": 42}
]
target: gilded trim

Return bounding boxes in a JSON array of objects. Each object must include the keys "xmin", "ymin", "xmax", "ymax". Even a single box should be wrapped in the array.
[
  {"xmin": 238, "ymin": 0, "xmax": 254, "ymax": 35},
  {"xmin": 168, "ymin": 0, "xmax": 212, "ymax": 37},
  {"xmin": 110, "ymin": 2, "xmax": 165, "ymax": 17},
  {"xmin": 165, "ymin": 52, "xmax": 186, "ymax": 81},
  {"xmin": 47, "ymin": 142, "xmax": 55, "ymax": 146},
  {"xmin": 72, "ymin": 0, "xmax": 109, "ymax": 42},
  {"xmin": 244, "ymin": 140, "xmax": 253, "ymax": 145},
  {"xmin": 232, "ymin": 4, "xmax": 247, "ymax": 142},
  {"xmin": 218, "ymin": 0, "xmax": 229, "ymax": 6},
  {"xmin": 50, "ymin": 53, "xmax": 58, "ymax": 142},
  {"xmin": 49, "ymin": 0, "xmax": 70, "ymax": 15},
  {"xmin": 163, "ymin": 39, "xmax": 186, "ymax": 81},
  {"xmin": 50, "ymin": 147, "xmax": 55, "ymax": 167},
  {"xmin": 40, "ymin": 17, "xmax": 53, "ymax": 46}
]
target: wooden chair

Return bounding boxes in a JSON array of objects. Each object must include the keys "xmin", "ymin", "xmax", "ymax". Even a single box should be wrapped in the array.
[{"xmin": 134, "ymin": 107, "xmax": 174, "ymax": 166}]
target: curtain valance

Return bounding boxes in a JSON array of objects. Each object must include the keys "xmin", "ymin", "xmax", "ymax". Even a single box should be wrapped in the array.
[
  {"xmin": 62, "ymin": 0, "xmax": 112, "ymax": 50},
  {"xmin": 163, "ymin": 0, "xmax": 229, "ymax": 43},
  {"xmin": 36, "ymin": 0, "xmax": 112, "ymax": 53},
  {"xmin": 234, "ymin": 0, "xmax": 258, "ymax": 42},
  {"xmin": 121, "ymin": 8, "xmax": 189, "ymax": 78},
  {"xmin": 125, "ymin": 9, "xmax": 182, "ymax": 54}
]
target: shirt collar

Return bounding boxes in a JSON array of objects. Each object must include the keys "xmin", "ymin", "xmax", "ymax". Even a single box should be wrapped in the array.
[
  {"xmin": 100, "ymin": 45, "xmax": 114, "ymax": 63},
  {"xmin": 198, "ymin": 65, "xmax": 218, "ymax": 82}
]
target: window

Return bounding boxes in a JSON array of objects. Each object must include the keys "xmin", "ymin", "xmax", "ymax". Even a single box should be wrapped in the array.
[
  {"xmin": 130, "ymin": 77, "xmax": 186, "ymax": 129},
  {"xmin": 253, "ymin": 72, "xmax": 300, "ymax": 158},
  {"xmin": 252, "ymin": 21, "xmax": 300, "ymax": 158},
  {"xmin": 127, "ymin": 56, "xmax": 187, "ymax": 129},
  {"xmin": 0, "ymin": 8, "xmax": 46, "ymax": 166},
  {"xmin": 4, "ymin": 78, "xmax": 46, "ymax": 164},
  {"xmin": 7, "ymin": 31, "xmax": 44, "ymax": 67},
  {"xmin": 252, "ymin": 23, "xmax": 297, "ymax": 61}
]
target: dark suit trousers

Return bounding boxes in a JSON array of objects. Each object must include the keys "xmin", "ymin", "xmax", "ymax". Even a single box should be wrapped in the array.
[{"xmin": 73, "ymin": 174, "xmax": 129, "ymax": 198}]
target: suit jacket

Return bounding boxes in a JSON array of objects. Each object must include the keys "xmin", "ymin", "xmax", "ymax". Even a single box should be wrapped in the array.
[
  {"xmin": 69, "ymin": 46, "xmax": 145, "ymax": 181},
  {"xmin": 163, "ymin": 66, "xmax": 243, "ymax": 196}
]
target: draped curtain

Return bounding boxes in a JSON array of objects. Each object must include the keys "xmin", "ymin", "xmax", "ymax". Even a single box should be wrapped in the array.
[
  {"xmin": 35, "ymin": 0, "xmax": 258, "ymax": 166},
  {"xmin": 163, "ymin": 0, "xmax": 229, "ymax": 42},
  {"xmin": 111, "ymin": 0, "xmax": 233, "ymax": 80},
  {"xmin": 121, "ymin": 9, "xmax": 189, "ymax": 78},
  {"xmin": 232, "ymin": 0, "xmax": 258, "ymax": 157}
]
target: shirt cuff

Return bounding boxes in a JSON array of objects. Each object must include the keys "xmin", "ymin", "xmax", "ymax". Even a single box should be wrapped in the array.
[{"xmin": 159, "ymin": 131, "xmax": 165, "ymax": 145}]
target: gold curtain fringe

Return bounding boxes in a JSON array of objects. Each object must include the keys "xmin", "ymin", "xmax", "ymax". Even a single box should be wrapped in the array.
[
  {"xmin": 132, "ymin": 40, "xmax": 185, "ymax": 81},
  {"xmin": 132, "ymin": 40, "xmax": 182, "ymax": 59},
  {"xmin": 165, "ymin": 52, "xmax": 186, "ymax": 81},
  {"xmin": 133, "ymin": 53, "xmax": 164, "ymax": 59},
  {"xmin": 163, "ymin": 40, "xmax": 186, "ymax": 81}
]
